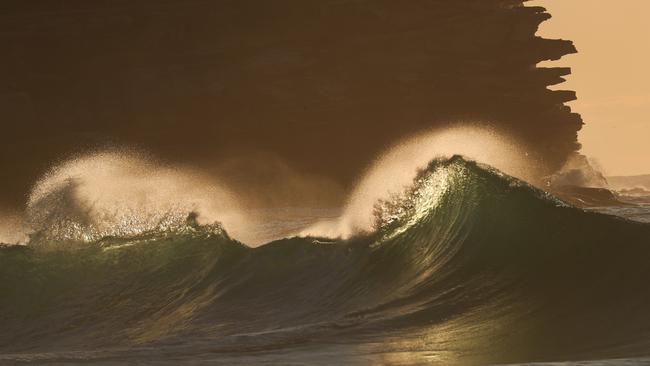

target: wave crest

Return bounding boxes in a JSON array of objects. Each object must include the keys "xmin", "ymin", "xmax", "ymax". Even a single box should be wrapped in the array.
[
  {"xmin": 302, "ymin": 126, "xmax": 538, "ymax": 239},
  {"xmin": 24, "ymin": 149, "xmax": 244, "ymax": 245}
]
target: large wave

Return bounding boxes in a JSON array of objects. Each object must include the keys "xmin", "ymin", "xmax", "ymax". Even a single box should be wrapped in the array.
[
  {"xmin": 10, "ymin": 149, "xmax": 271, "ymax": 246},
  {"xmin": 302, "ymin": 125, "xmax": 539, "ymax": 238},
  {"xmin": 2, "ymin": 156, "xmax": 649, "ymax": 365}
]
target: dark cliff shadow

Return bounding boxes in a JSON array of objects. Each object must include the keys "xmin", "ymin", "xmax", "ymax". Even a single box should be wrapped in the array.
[{"xmin": 0, "ymin": 0, "xmax": 580, "ymax": 206}]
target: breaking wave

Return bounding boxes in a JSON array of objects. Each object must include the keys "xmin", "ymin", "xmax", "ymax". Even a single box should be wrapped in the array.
[{"xmin": 2, "ymin": 156, "xmax": 650, "ymax": 365}]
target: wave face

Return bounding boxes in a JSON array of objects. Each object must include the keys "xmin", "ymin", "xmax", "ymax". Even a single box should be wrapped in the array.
[{"xmin": 2, "ymin": 157, "xmax": 650, "ymax": 365}]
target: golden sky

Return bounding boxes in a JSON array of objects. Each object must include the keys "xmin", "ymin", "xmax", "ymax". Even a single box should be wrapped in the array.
[{"xmin": 531, "ymin": 0, "xmax": 650, "ymax": 176}]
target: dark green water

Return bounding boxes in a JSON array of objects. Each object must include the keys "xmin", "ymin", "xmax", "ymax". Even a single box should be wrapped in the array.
[{"xmin": 2, "ymin": 157, "xmax": 650, "ymax": 365}]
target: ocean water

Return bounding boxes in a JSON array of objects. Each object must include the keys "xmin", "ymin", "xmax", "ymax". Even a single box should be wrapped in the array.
[
  {"xmin": 2, "ymin": 157, "xmax": 650, "ymax": 365},
  {"xmin": 589, "ymin": 204, "xmax": 650, "ymax": 224}
]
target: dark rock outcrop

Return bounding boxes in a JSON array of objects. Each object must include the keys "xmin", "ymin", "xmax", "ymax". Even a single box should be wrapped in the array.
[{"xmin": 0, "ymin": 0, "xmax": 581, "ymax": 206}]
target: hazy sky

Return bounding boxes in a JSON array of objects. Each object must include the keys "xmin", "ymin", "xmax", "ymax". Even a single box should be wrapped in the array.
[{"xmin": 531, "ymin": 0, "xmax": 650, "ymax": 176}]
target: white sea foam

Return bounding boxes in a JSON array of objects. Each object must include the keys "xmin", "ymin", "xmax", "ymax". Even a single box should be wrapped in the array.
[
  {"xmin": 24, "ymin": 149, "xmax": 249, "ymax": 244},
  {"xmin": 301, "ymin": 125, "xmax": 537, "ymax": 239}
]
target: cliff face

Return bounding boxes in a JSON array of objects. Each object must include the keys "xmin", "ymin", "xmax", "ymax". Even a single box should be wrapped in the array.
[{"xmin": 0, "ymin": 0, "xmax": 580, "ymax": 205}]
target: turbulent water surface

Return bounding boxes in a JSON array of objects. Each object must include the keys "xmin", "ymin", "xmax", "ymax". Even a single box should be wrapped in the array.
[{"xmin": 2, "ymin": 157, "xmax": 650, "ymax": 365}]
